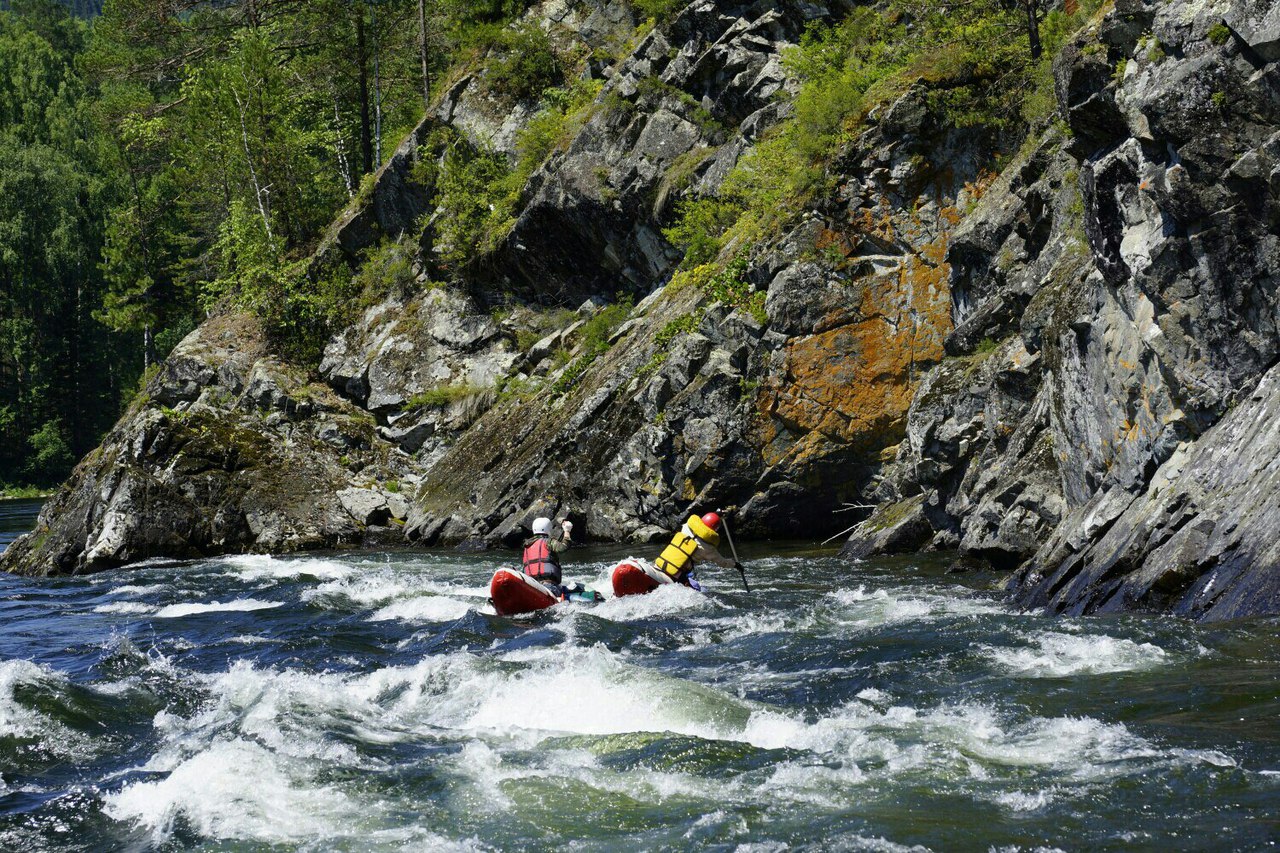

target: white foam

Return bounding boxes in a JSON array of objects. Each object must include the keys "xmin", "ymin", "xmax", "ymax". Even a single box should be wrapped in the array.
[
  {"xmin": 587, "ymin": 582, "xmax": 712, "ymax": 621},
  {"xmin": 153, "ymin": 599, "xmax": 282, "ymax": 618},
  {"xmin": 371, "ymin": 595, "xmax": 473, "ymax": 623},
  {"xmin": 985, "ymin": 631, "xmax": 1170, "ymax": 677},
  {"xmin": 225, "ymin": 635, "xmax": 284, "ymax": 645},
  {"xmin": 104, "ymin": 739, "xmax": 354, "ymax": 844},
  {"xmin": 0, "ymin": 660, "xmax": 93, "ymax": 760},
  {"xmin": 991, "ymin": 788, "xmax": 1056, "ymax": 811},
  {"xmin": 303, "ymin": 574, "xmax": 413, "ymax": 607},
  {"xmin": 111, "ymin": 584, "xmax": 167, "ymax": 596},
  {"xmin": 827, "ymin": 585, "xmax": 1007, "ymax": 629},
  {"xmin": 93, "ymin": 602, "xmax": 155, "ymax": 615},
  {"xmin": 219, "ymin": 554, "xmax": 355, "ymax": 581}
]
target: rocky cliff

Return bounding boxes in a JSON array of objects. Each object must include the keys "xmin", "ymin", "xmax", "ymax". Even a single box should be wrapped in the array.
[
  {"xmin": 843, "ymin": 0, "xmax": 1280, "ymax": 620},
  {"xmin": 5, "ymin": 0, "xmax": 1280, "ymax": 621}
]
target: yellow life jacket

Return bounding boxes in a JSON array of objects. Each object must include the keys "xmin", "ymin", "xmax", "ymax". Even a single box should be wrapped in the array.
[{"xmin": 655, "ymin": 515, "xmax": 720, "ymax": 580}]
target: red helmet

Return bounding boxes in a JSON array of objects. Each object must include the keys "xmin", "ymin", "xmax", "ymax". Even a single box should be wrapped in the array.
[{"xmin": 700, "ymin": 512, "xmax": 721, "ymax": 531}]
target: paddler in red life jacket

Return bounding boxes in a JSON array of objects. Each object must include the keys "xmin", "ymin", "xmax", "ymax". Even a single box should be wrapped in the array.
[
  {"xmin": 654, "ymin": 512, "xmax": 738, "ymax": 592},
  {"xmin": 521, "ymin": 516, "xmax": 574, "ymax": 595}
]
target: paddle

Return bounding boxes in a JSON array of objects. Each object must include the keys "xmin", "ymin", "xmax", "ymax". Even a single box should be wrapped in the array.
[{"xmin": 718, "ymin": 508, "xmax": 750, "ymax": 593}]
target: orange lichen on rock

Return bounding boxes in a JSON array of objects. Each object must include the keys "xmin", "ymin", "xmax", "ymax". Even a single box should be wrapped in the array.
[{"xmin": 759, "ymin": 220, "xmax": 955, "ymax": 467}]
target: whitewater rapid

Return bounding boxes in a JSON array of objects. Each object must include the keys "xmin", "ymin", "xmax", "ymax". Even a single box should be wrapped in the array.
[{"xmin": 1, "ymin": 545, "xmax": 1276, "ymax": 851}]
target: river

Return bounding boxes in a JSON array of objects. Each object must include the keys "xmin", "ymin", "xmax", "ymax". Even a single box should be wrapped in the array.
[{"xmin": 0, "ymin": 502, "xmax": 1277, "ymax": 851}]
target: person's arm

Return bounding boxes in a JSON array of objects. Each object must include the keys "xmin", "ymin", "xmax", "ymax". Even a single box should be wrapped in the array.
[
  {"xmin": 549, "ymin": 519, "xmax": 573, "ymax": 553},
  {"xmin": 694, "ymin": 541, "xmax": 736, "ymax": 568}
]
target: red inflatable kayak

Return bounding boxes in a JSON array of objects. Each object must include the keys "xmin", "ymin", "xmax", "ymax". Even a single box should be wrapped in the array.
[
  {"xmin": 610, "ymin": 557, "xmax": 674, "ymax": 597},
  {"xmin": 489, "ymin": 567, "xmax": 559, "ymax": 616}
]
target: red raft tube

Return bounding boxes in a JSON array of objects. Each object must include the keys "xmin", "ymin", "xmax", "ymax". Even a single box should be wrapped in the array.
[
  {"xmin": 489, "ymin": 567, "xmax": 559, "ymax": 616},
  {"xmin": 489, "ymin": 567, "xmax": 604, "ymax": 616},
  {"xmin": 609, "ymin": 557, "xmax": 675, "ymax": 598}
]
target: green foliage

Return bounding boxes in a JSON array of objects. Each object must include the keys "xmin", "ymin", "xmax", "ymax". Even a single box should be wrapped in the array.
[
  {"xmin": 435, "ymin": 142, "xmax": 513, "ymax": 268},
  {"xmin": 551, "ymin": 297, "xmax": 633, "ymax": 395},
  {"xmin": 26, "ymin": 420, "xmax": 73, "ymax": 484},
  {"xmin": 487, "ymin": 22, "xmax": 562, "ymax": 102},
  {"xmin": 974, "ymin": 337, "xmax": 1000, "ymax": 354},
  {"xmin": 435, "ymin": 78, "xmax": 601, "ymax": 267},
  {"xmin": 631, "ymin": 0, "xmax": 683, "ymax": 23},
  {"xmin": 705, "ymin": 257, "xmax": 766, "ymax": 325},
  {"xmin": 404, "ymin": 384, "xmax": 484, "ymax": 410},
  {"xmin": 1207, "ymin": 22, "xmax": 1231, "ymax": 46},
  {"xmin": 638, "ymin": 312, "xmax": 701, "ymax": 377},
  {"xmin": 664, "ymin": 0, "xmax": 1104, "ymax": 262},
  {"xmin": 1140, "ymin": 34, "xmax": 1166, "ymax": 63},
  {"xmin": 636, "ymin": 76, "xmax": 723, "ymax": 135},
  {"xmin": 354, "ymin": 237, "xmax": 417, "ymax": 304},
  {"xmin": 662, "ymin": 198, "xmax": 743, "ymax": 268}
]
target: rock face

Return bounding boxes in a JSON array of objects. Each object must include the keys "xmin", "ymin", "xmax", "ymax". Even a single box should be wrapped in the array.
[
  {"xmin": 7, "ymin": 0, "xmax": 1280, "ymax": 623},
  {"xmin": 843, "ymin": 0, "xmax": 1280, "ymax": 620},
  {"xmin": 2, "ymin": 313, "xmax": 417, "ymax": 575}
]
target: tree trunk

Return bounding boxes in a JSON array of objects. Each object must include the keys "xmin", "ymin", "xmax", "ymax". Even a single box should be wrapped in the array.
[
  {"xmin": 418, "ymin": 0, "xmax": 431, "ymax": 108},
  {"xmin": 1024, "ymin": 0, "xmax": 1042, "ymax": 60},
  {"xmin": 356, "ymin": 5, "xmax": 374, "ymax": 175},
  {"xmin": 372, "ymin": 0, "xmax": 382, "ymax": 167}
]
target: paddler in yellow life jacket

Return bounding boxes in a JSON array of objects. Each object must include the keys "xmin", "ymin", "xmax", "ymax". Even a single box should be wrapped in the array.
[{"xmin": 654, "ymin": 512, "xmax": 739, "ymax": 592}]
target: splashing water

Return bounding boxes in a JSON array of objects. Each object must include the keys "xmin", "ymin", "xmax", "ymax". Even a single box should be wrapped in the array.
[{"xmin": 0, "ymin": 528, "xmax": 1277, "ymax": 851}]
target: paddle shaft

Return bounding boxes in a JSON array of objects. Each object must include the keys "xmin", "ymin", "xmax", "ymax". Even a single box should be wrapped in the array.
[{"xmin": 719, "ymin": 510, "xmax": 750, "ymax": 593}]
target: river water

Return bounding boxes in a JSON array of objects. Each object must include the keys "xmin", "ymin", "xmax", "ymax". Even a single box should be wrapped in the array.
[{"xmin": 1, "ymin": 501, "xmax": 1277, "ymax": 851}]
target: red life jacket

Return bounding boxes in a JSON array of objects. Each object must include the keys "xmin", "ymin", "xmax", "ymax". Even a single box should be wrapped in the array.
[{"xmin": 522, "ymin": 535, "xmax": 561, "ymax": 582}]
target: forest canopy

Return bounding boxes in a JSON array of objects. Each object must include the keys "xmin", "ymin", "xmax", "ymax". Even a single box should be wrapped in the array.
[{"xmin": 0, "ymin": 0, "xmax": 531, "ymax": 489}]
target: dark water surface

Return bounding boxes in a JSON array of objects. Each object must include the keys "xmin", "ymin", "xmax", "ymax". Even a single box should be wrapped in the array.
[
  {"xmin": 1, "ymin": 510, "xmax": 1277, "ymax": 850},
  {"xmin": 0, "ymin": 499, "xmax": 42, "ymax": 553}
]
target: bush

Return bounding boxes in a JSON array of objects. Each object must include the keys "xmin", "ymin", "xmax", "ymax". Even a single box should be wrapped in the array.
[
  {"xmin": 1207, "ymin": 22, "xmax": 1231, "ymax": 46},
  {"xmin": 404, "ymin": 384, "xmax": 484, "ymax": 410},
  {"xmin": 487, "ymin": 23, "xmax": 562, "ymax": 102},
  {"xmin": 26, "ymin": 420, "xmax": 73, "ymax": 484},
  {"xmin": 354, "ymin": 237, "xmax": 417, "ymax": 303},
  {"xmin": 434, "ymin": 79, "xmax": 601, "ymax": 268},
  {"xmin": 632, "ymin": 0, "xmax": 683, "ymax": 22},
  {"xmin": 662, "ymin": 198, "xmax": 743, "ymax": 268}
]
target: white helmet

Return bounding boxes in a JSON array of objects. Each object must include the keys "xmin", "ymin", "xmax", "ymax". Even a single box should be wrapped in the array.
[{"xmin": 532, "ymin": 517, "xmax": 553, "ymax": 536}]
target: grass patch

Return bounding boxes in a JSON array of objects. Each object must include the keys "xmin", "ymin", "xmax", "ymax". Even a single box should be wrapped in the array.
[
  {"xmin": 551, "ymin": 297, "xmax": 634, "ymax": 395},
  {"xmin": 637, "ymin": 312, "xmax": 702, "ymax": 377},
  {"xmin": 403, "ymin": 384, "xmax": 485, "ymax": 411}
]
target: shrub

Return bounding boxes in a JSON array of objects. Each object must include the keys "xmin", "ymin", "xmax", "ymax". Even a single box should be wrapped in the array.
[
  {"xmin": 1207, "ymin": 22, "xmax": 1231, "ymax": 46},
  {"xmin": 662, "ymin": 198, "xmax": 743, "ymax": 268},
  {"xmin": 403, "ymin": 383, "xmax": 485, "ymax": 410},
  {"xmin": 26, "ymin": 420, "xmax": 73, "ymax": 484},
  {"xmin": 632, "ymin": 0, "xmax": 683, "ymax": 23},
  {"xmin": 354, "ymin": 237, "xmax": 417, "ymax": 303},
  {"xmin": 487, "ymin": 23, "xmax": 562, "ymax": 102}
]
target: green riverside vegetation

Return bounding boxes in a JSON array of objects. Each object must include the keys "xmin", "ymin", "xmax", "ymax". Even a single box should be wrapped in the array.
[
  {"xmin": 0, "ymin": 0, "xmax": 536, "ymax": 489},
  {"xmin": 2, "ymin": 0, "xmax": 1103, "ymax": 493}
]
